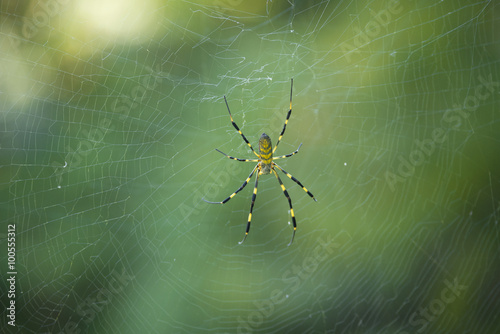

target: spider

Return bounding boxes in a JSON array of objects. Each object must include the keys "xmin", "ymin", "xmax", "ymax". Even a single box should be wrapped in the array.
[{"xmin": 203, "ymin": 79, "xmax": 317, "ymax": 246}]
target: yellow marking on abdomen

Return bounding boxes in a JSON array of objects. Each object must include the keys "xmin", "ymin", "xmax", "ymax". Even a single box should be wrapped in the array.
[{"xmin": 260, "ymin": 153, "xmax": 272, "ymax": 164}]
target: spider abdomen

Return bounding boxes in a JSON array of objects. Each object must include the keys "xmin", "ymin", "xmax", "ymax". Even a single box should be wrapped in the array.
[{"xmin": 259, "ymin": 133, "xmax": 273, "ymax": 174}]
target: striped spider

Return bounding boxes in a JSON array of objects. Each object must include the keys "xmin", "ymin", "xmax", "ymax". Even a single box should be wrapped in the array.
[{"xmin": 204, "ymin": 79, "xmax": 316, "ymax": 246}]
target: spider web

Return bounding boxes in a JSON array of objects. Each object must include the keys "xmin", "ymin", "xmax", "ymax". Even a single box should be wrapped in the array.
[{"xmin": 1, "ymin": 0, "xmax": 500, "ymax": 333}]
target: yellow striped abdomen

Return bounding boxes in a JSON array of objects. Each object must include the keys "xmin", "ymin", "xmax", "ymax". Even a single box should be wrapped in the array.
[{"xmin": 259, "ymin": 133, "xmax": 272, "ymax": 174}]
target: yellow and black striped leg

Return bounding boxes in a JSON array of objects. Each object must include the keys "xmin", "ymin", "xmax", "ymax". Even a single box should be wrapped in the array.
[
  {"xmin": 273, "ymin": 163, "xmax": 317, "ymax": 201},
  {"xmin": 215, "ymin": 149, "xmax": 259, "ymax": 162},
  {"xmin": 203, "ymin": 165, "xmax": 258, "ymax": 204},
  {"xmin": 239, "ymin": 168, "xmax": 260, "ymax": 244},
  {"xmin": 224, "ymin": 96, "xmax": 260, "ymax": 158},
  {"xmin": 272, "ymin": 78, "xmax": 293, "ymax": 154},
  {"xmin": 274, "ymin": 143, "xmax": 302, "ymax": 160},
  {"xmin": 273, "ymin": 169, "xmax": 296, "ymax": 246}
]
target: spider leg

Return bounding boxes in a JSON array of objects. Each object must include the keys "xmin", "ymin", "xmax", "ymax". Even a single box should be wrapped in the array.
[
  {"xmin": 224, "ymin": 96, "xmax": 260, "ymax": 158},
  {"xmin": 273, "ymin": 143, "xmax": 302, "ymax": 160},
  {"xmin": 272, "ymin": 169, "xmax": 296, "ymax": 246},
  {"xmin": 273, "ymin": 162, "xmax": 317, "ymax": 201},
  {"xmin": 215, "ymin": 148, "xmax": 259, "ymax": 162},
  {"xmin": 239, "ymin": 167, "xmax": 260, "ymax": 244},
  {"xmin": 272, "ymin": 78, "xmax": 293, "ymax": 154},
  {"xmin": 203, "ymin": 165, "xmax": 258, "ymax": 204}
]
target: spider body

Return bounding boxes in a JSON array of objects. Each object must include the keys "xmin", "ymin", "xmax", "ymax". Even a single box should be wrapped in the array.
[
  {"xmin": 258, "ymin": 133, "xmax": 273, "ymax": 174},
  {"xmin": 204, "ymin": 79, "xmax": 316, "ymax": 246}
]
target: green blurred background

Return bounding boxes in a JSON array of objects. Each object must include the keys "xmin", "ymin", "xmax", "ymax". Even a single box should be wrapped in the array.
[{"xmin": 1, "ymin": 0, "xmax": 499, "ymax": 333}]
